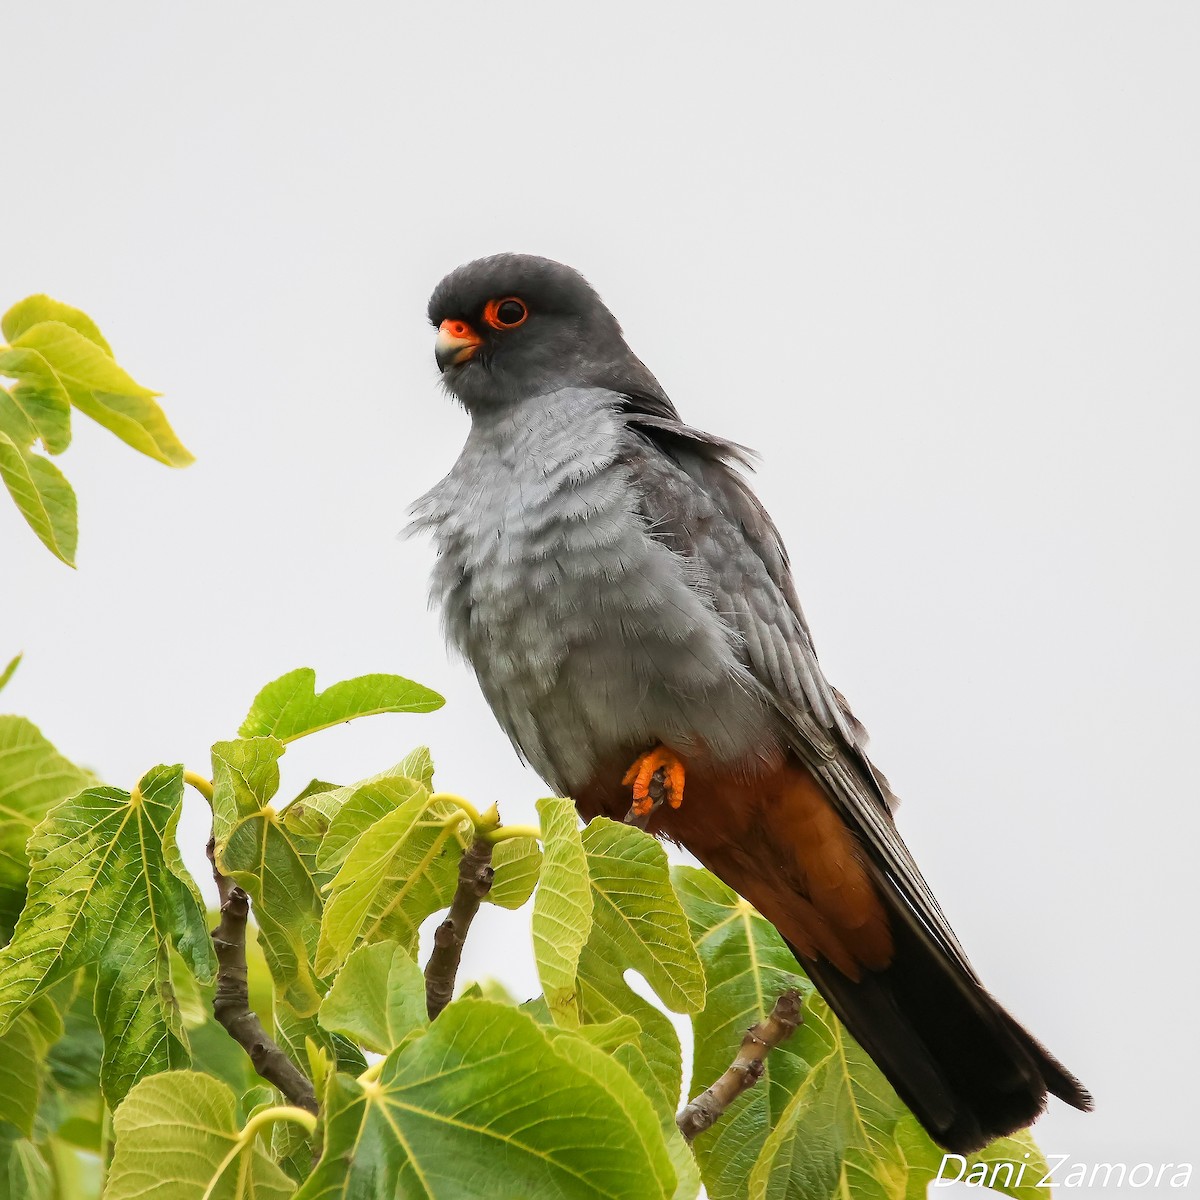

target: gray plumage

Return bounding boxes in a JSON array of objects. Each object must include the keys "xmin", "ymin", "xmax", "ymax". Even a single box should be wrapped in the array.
[
  {"xmin": 412, "ymin": 386, "xmax": 778, "ymax": 790},
  {"xmin": 413, "ymin": 253, "xmax": 1090, "ymax": 1153}
]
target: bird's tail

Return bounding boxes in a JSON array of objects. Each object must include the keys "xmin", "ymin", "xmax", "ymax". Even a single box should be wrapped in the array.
[
  {"xmin": 794, "ymin": 918, "xmax": 1092, "ymax": 1153},
  {"xmin": 659, "ymin": 752, "xmax": 1092, "ymax": 1153}
]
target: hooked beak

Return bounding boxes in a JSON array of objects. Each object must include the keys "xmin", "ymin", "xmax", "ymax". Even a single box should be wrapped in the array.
[{"xmin": 435, "ymin": 319, "xmax": 483, "ymax": 371}]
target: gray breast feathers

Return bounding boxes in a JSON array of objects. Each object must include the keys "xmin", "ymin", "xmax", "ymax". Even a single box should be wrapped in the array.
[{"xmin": 412, "ymin": 388, "xmax": 777, "ymax": 790}]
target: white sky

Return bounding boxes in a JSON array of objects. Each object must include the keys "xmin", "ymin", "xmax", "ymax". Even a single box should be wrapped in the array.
[{"xmin": 4, "ymin": 3, "xmax": 1197, "ymax": 1185}]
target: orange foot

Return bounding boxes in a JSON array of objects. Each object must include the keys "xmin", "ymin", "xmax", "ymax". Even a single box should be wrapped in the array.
[{"xmin": 622, "ymin": 745, "xmax": 686, "ymax": 817}]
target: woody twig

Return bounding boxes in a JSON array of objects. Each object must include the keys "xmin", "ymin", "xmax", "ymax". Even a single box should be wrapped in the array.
[
  {"xmin": 423, "ymin": 836, "xmax": 494, "ymax": 1019},
  {"xmin": 676, "ymin": 988, "xmax": 804, "ymax": 1141}
]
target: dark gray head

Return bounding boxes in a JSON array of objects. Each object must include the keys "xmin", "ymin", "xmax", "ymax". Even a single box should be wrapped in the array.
[{"xmin": 427, "ymin": 253, "xmax": 666, "ymax": 412}]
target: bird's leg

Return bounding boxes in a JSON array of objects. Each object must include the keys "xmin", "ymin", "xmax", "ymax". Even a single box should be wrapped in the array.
[{"xmin": 622, "ymin": 745, "xmax": 686, "ymax": 820}]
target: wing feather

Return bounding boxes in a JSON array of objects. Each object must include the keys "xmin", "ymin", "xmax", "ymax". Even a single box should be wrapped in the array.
[{"xmin": 621, "ymin": 407, "xmax": 978, "ymax": 979}]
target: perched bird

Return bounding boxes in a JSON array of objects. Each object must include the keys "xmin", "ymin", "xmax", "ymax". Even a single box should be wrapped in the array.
[{"xmin": 412, "ymin": 253, "xmax": 1091, "ymax": 1153}]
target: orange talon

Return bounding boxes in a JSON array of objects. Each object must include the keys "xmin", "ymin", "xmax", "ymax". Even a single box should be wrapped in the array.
[{"xmin": 622, "ymin": 745, "xmax": 687, "ymax": 813}]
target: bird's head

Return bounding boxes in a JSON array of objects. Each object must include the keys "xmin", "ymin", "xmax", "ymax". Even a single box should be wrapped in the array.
[{"xmin": 427, "ymin": 253, "xmax": 659, "ymax": 411}]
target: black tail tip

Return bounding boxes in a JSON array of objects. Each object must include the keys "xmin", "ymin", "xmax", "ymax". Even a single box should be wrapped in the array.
[{"xmin": 1046, "ymin": 1061, "xmax": 1094, "ymax": 1113}]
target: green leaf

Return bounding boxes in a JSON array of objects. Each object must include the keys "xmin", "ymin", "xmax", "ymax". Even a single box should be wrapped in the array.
[
  {"xmin": 280, "ymin": 746, "xmax": 433, "ymax": 846},
  {"xmin": 742, "ymin": 990, "xmax": 930, "ymax": 1200},
  {"xmin": 0, "ymin": 653, "xmax": 19, "ymax": 694},
  {"xmin": 45, "ymin": 968, "xmax": 104, "ymax": 1098},
  {"xmin": 0, "ymin": 432, "xmax": 77, "ymax": 565},
  {"xmin": 2, "ymin": 295, "xmax": 113, "ymax": 354},
  {"xmin": 240, "ymin": 1086, "xmax": 276, "ymax": 1120},
  {"xmin": 570, "ymin": 822, "xmax": 704, "ymax": 1121},
  {"xmin": 487, "ymin": 834, "xmax": 542, "ymax": 909},
  {"xmin": 394, "ymin": 744, "xmax": 435, "ymax": 790},
  {"xmin": 582, "ymin": 819, "xmax": 705, "ymax": 1013},
  {"xmin": 546, "ymin": 1025, "xmax": 677, "ymax": 1196},
  {"xmin": 274, "ymin": 1000, "xmax": 366, "ymax": 1085},
  {"xmin": 0, "ymin": 351, "xmax": 72, "ymax": 453},
  {"xmin": 291, "ymin": 770, "xmax": 431, "ymax": 874},
  {"xmin": 545, "ymin": 1013, "xmax": 642, "ymax": 1053},
  {"xmin": 746, "ymin": 1050, "xmax": 859, "ymax": 1200},
  {"xmin": 0, "ymin": 998, "xmax": 58, "ymax": 1136},
  {"xmin": 319, "ymin": 940, "xmax": 427, "ymax": 1055},
  {"xmin": 211, "ymin": 739, "xmax": 326, "ymax": 1015},
  {"xmin": 271, "ymin": 1116, "xmax": 315, "ymax": 1187},
  {"xmin": 667, "ymin": 1132, "xmax": 704, "ymax": 1200},
  {"xmin": 238, "ymin": 667, "xmax": 443, "ymax": 743},
  {"xmin": 11, "ymin": 322, "xmax": 193, "ymax": 467},
  {"xmin": 459, "ymin": 977, "xmax": 517, "ymax": 1005},
  {"xmin": 315, "ymin": 790, "xmax": 467, "ymax": 976},
  {"xmin": 0, "ymin": 1138, "xmax": 53, "ymax": 1200},
  {"xmin": 673, "ymin": 866, "xmax": 811, "ymax": 1200},
  {"xmin": 0, "ymin": 716, "xmax": 94, "ymax": 892},
  {"xmin": 105, "ymin": 1071, "xmax": 296, "ymax": 1200},
  {"xmin": 0, "ymin": 765, "xmax": 214, "ymax": 1106},
  {"xmin": 299, "ymin": 999, "xmax": 674, "ymax": 1200},
  {"xmin": 186, "ymin": 1015, "xmax": 260, "ymax": 1099},
  {"xmin": 531, "ymin": 797, "xmax": 593, "ymax": 1028},
  {"xmin": 316, "ymin": 774, "xmax": 428, "ymax": 871}
]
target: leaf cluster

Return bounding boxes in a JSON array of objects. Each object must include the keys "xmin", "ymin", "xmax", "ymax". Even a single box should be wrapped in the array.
[
  {"xmin": 0, "ymin": 295, "xmax": 192, "ymax": 566},
  {"xmin": 1, "ymin": 661, "xmax": 1047, "ymax": 1199}
]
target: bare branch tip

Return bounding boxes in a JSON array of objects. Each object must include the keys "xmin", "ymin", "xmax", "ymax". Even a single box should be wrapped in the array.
[
  {"xmin": 208, "ymin": 820, "xmax": 318, "ymax": 1115},
  {"xmin": 423, "ymin": 836, "xmax": 494, "ymax": 1020},
  {"xmin": 676, "ymin": 986, "xmax": 805, "ymax": 1143}
]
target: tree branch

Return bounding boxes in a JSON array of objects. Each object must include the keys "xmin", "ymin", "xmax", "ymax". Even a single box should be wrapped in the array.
[
  {"xmin": 424, "ymin": 836, "xmax": 494, "ymax": 1020},
  {"xmin": 206, "ymin": 835, "xmax": 318, "ymax": 1115},
  {"xmin": 676, "ymin": 988, "xmax": 804, "ymax": 1141}
]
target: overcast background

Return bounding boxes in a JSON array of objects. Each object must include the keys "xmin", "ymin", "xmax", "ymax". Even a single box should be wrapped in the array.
[{"xmin": 5, "ymin": 3, "xmax": 1197, "ymax": 1190}]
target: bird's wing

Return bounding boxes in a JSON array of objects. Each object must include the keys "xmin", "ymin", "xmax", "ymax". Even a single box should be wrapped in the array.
[{"xmin": 621, "ymin": 407, "xmax": 978, "ymax": 979}]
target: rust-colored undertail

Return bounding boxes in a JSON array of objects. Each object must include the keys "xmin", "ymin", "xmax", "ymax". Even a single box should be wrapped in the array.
[{"xmin": 577, "ymin": 750, "xmax": 1090, "ymax": 1154}]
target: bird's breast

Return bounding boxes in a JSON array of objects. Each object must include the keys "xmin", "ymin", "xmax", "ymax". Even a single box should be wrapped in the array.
[{"xmin": 416, "ymin": 392, "xmax": 775, "ymax": 790}]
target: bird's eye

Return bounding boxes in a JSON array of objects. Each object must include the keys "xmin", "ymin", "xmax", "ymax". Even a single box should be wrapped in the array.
[{"xmin": 483, "ymin": 297, "xmax": 528, "ymax": 330}]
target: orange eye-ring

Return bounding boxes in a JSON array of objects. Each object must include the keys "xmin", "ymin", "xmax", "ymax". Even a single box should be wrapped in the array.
[{"xmin": 483, "ymin": 296, "xmax": 528, "ymax": 330}]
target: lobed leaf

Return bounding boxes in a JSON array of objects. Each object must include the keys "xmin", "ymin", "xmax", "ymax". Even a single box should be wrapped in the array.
[
  {"xmin": 745, "ymin": 1051, "xmax": 858, "ymax": 1200},
  {"xmin": 558, "ymin": 822, "xmax": 705, "ymax": 1196},
  {"xmin": 105, "ymin": 1071, "xmax": 295, "ymax": 1200},
  {"xmin": 211, "ymin": 739, "xmax": 327, "ymax": 1015},
  {"xmin": 582, "ymin": 819, "xmax": 705, "ymax": 1013},
  {"xmin": 459, "ymin": 977, "xmax": 517, "ymax": 1005},
  {"xmin": 543, "ymin": 1014, "xmax": 700, "ymax": 1198},
  {"xmin": 314, "ymin": 791, "xmax": 467, "ymax": 976},
  {"xmin": 298, "ymin": 999, "xmax": 675, "ymax": 1200},
  {"xmin": 274, "ymin": 999, "xmax": 367, "ymax": 1085},
  {"xmin": 238, "ymin": 667, "xmax": 443, "ymax": 743},
  {"xmin": 531, "ymin": 797, "xmax": 593, "ymax": 1027},
  {"xmin": 0, "ymin": 766, "xmax": 214, "ymax": 1106},
  {"xmin": 319, "ymin": 940, "xmax": 427, "ymax": 1055},
  {"xmin": 0, "ymin": 431, "xmax": 77, "ymax": 565}
]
